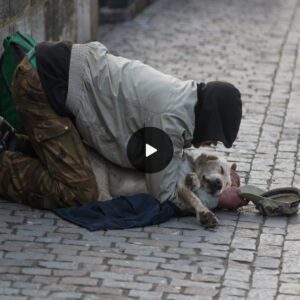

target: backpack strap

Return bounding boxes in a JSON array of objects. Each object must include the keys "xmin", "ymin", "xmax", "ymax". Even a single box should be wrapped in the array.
[
  {"xmin": 0, "ymin": 54, "xmax": 11, "ymax": 93},
  {"xmin": 27, "ymin": 47, "xmax": 37, "ymax": 70}
]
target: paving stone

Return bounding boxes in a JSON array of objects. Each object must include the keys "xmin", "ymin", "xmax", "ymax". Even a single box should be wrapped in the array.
[
  {"xmin": 224, "ymin": 268, "xmax": 251, "ymax": 282},
  {"xmin": 4, "ymin": 252, "xmax": 54, "ymax": 261},
  {"xmin": 134, "ymin": 256, "xmax": 167, "ymax": 263},
  {"xmin": 31, "ymin": 276, "xmax": 59, "ymax": 285},
  {"xmin": 149, "ymin": 269, "xmax": 187, "ymax": 279},
  {"xmin": 83, "ymin": 296, "xmax": 128, "ymax": 300},
  {"xmin": 38, "ymin": 261, "xmax": 78, "ymax": 270},
  {"xmin": 237, "ymin": 221, "xmax": 259, "ymax": 229},
  {"xmin": 81, "ymin": 286, "xmax": 123, "ymax": 296},
  {"xmin": 136, "ymin": 275, "xmax": 168, "ymax": 284},
  {"xmin": 47, "ymin": 292, "xmax": 82, "ymax": 299},
  {"xmin": 43, "ymin": 283, "xmax": 77, "ymax": 292},
  {"xmin": 219, "ymin": 287, "xmax": 247, "ymax": 297},
  {"xmin": 284, "ymin": 241, "xmax": 300, "ymax": 250},
  {"xmin": 156, "ymin": 283, "xmax": 182, "ymax": 294},
  {"xmin": 80, "ymin": 249, "xmax": 127, "ymax": 259},
  {"xmin": 254, "ymin": 256, "xmax": 281, "ymax": 269},
  {"xmin": 231, "ymin": 237, "xmax": 257, "ymax": 250},
  {"xmin": 0, "ymin": 297, "xmax": 28, "ymax": 300},
  {"xmin": 277, "ymin": 295, "xmax": 300, "ymax": 300},
  {"xmin": 21, "ymin": 267, "xmax": 52, "ymax": 276},
  {"xmin": 12, "ymin": 282, "xmax": 41, "ymax": 289},
  {"xmin": 21, "ymin": 289, "xmax": 49, "ymax": 297},
  {"xmin": 248, "ymin": 288, "xmax": 277, "ymax": 299},
  {"xmin": 280, "ymin": 273, "xmax": 300, "ymax": 283},
  {"xmin": 252, "ymin": 273, "xmax": 279, "ymax": 289},
  {"xmin": 167, "ymin": 294, "xmax": 212, "ymax": 300},
  {"xmin": 183, "ymin": 286, "xmax": 219, "ymax": 297},
  {"xmin": 60, "ymin": 277, "xmax": 98, "ymax": 286},
  {"xmin": 223, "ymin": 279, "xmax": 249, "ymax": 290},
  {"xmin": 129, "ymin": 289, "xmax": 163, "ymax": 299},
  {"xmin": 280, "ymin": 283, "xmax": 300, "ymax": 295},
  {"xmin": 110, "ymin": 266, "xmax": 147, "ymax": 276},
  {"xmin": 171, "ymin": 278, "xmax": 219, "ymax": 289},
  {"xmin": 129, "ymin": 237, "xmax": 179, "ymax": 247},
  {"xmin": 191, "ymin": 273, "xmax": 222, "ymax": 283},
  {"xmin": 115, "ymin": 242, "xmax": 155, "ymax": 256},
  {"xmin": 90, "ymin": 271, "xmax": 134, "ymax": 281},
  {"xmin": 235, "ymin": 228, "xmax": 260, "ymax": 238},
  {"xmin": 260, "ymin": 233, "xmax": 284, "ymax": 246},
  {"xmin": 102, "ymin": 279, "xmax": 152, "ymax": 291},
  {"xmin": 229, "ymin": 249, "xmax": 254, "ymax": 262},
  {"xmin": 200, "ymin": 266, "xmax": 226, "ymax": 277},
  {"xmin": 56, "ymin": 254, "xmax": 104, "ymax": 265},
  {"xmin": 264, "ymin": 217, "xmax": 288, "ymax": 228},
  {"xmin": 160, "ymin": 263, "xmax": 199, "ymax": 273},
  {"xmin": 0, "ymin": 288, "xmax": 20, "ymax": 295},
  {"xmin": 108, "ymin": 258, "xmax": 158, "ymax": 270},
  {"xmin": 286, "ymin": 232, "xmax": 300, "ymax": 239},
  {"xmin": 257, "ymin": 245, "xmax": 282, "ymax": 257},
  {"xmin": 0, "ymin": 274, "xmax": 31, "ymax": 283}
]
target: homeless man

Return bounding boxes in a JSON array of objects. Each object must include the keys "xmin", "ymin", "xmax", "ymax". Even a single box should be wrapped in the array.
[{"xmin": 0, "ymin": 41, "xmax": 244, "ymax": 210}]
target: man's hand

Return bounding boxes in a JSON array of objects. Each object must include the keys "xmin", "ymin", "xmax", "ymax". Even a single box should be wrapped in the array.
[
  {"xmin": 230, "ymin": 163, "xmax": 240, "ymax": 187},
  {"xmin": 218, "ymin": 186, "xmax": 248, "ymax": 209},
  {"xmin": 0, "ymin": 117, "xmax": 16, "ymax": 153}
]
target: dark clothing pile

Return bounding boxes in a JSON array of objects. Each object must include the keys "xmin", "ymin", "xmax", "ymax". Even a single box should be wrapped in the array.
[{"xmin": 54, "ymin": 193, "xmax": 185, "ymax": 231}]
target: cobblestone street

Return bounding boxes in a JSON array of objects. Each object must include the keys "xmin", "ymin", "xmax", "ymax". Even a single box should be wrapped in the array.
[{"xmin": 0, "ymin": 0, "xmax": 300, "ymax": 299}]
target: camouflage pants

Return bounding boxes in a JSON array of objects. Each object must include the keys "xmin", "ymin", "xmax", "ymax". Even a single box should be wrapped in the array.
[{"xmin": 0, "ymin": 56, "xmax": 98, "ymax": 209}]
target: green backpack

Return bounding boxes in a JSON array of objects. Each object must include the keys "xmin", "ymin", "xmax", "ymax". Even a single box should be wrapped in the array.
[{"xmin": 0, "ymin": 31, "xmax": 37, "ymax": 133}]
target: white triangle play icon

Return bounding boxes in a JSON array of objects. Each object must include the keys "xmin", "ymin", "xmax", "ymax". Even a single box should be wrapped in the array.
[{"xmin": 145, "ymin": 143, "xmax": 157, "ymax": 157}]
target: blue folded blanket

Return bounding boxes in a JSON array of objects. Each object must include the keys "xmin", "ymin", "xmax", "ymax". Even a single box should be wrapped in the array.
[{"xmin": 54, "ymin": 193, "xmax": 185, "ymax": 231}]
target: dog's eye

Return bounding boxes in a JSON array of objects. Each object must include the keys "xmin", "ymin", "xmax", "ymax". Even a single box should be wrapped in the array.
[{"xmin": 220, "ymin": 166, "xmax": 224, "ymax": 175}]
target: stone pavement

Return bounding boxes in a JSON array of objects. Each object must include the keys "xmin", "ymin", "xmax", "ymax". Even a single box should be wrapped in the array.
[{"xmin": 0, "ymin": 0, "xmax": 300, "ymax": 299}]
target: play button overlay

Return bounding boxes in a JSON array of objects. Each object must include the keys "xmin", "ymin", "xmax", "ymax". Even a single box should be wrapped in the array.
[
  {"xmin": 145, "ymin": 144, "xmax": 157, "ymax": 157},
  {"xmin": 127, "ymin": 127, "xmax": 173, "ymax": 173}
]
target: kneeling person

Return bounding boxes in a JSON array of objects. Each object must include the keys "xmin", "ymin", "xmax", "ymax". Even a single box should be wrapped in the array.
[{"xmin": 0, "ymin": 40, "xmax": 244, "ymax": 211}]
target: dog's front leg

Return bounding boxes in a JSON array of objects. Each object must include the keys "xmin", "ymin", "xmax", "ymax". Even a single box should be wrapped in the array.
[{"xmin": 178, "ymin": 173, "xmax": 218, "ymax": 228}]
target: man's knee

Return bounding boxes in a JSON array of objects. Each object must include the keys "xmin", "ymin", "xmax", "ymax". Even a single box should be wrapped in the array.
[
  {"xmin": 82, "ymin": 181, "xmax": 99, "ymax": 204},
  {"xmin": 73, "ymin": 172, "xmax": 99, "ymax": 205}
]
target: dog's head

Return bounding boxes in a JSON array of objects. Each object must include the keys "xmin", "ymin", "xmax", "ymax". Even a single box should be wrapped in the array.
[{"xmin": 193, "ymin": 153, "xmax": 236, "ymax": 196}]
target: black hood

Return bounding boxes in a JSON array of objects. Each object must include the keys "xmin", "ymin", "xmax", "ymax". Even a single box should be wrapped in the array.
[{"xmin": 192, "ymin": 81, "xmax": 242, "ymax": 148}]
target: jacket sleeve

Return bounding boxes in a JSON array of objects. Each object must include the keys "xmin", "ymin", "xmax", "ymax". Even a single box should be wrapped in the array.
[{"xmin": 145, "ymin": 113, "xmax": 185, "ymax": 204}]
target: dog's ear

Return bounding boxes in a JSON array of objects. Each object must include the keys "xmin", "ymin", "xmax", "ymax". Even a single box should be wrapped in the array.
[
  {"xmin": 194, "ymin": 153, "xmax": 208, "ymax": 167},
  {"xmin": 207, "ymin": 155, "xmax": 218, "ymax": 161},
  {"xmin": 230, "ymin": 166, "xmax": 240, "ymax": 187},
  {"xmin": 194, "ymin": 153, "xmax": 218, "ymax": 170},
  {"xmin": 231, "ymin": 163, "xmax": 237, "ymax": 171}
]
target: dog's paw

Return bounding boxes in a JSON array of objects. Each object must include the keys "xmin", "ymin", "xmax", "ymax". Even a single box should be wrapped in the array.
[
  {"xmin": 185, "ymin": 172, "xmax": 201, "ymax": 191},
  {"xmin": 196, "ymin": 209, "xmax": 218, "ymax": 228},
  {"xmin": 98, "ymin": 191, "xmax": 111, "ymax": 201}
]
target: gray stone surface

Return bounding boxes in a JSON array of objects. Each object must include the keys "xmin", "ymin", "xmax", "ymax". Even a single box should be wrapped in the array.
[
  {"xmin": 0, "ymin": 0, "xmax": 97, "ymax": 52},
  {"xmin": 0, "ymin": 0, "xmax": 300, "ymax": 298}
]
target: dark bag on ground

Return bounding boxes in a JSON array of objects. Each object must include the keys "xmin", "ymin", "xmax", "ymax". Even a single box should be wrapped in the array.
[{"xmin": 0, "ymin": 31, "xmax": 37, "ymax": 133}]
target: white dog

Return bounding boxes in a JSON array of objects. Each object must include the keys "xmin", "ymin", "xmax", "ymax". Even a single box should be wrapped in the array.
[{"xmin": 87, "ymin": 147, "xmax": 237, "ymax": 228}]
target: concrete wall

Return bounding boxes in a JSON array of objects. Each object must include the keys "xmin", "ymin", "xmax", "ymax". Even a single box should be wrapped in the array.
[{"xmin": 0, "ymin": 0, "xmax": 98, "ymax": 52}]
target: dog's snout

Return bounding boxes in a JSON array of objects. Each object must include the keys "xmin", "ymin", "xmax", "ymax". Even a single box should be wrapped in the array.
[
  {"xmin": 206, "ymin": 177, "xmax": 223, "ymax": 194},
  {"xmin": 215, "ymin": 178, "xmax": 222, "ymax": 191}
]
